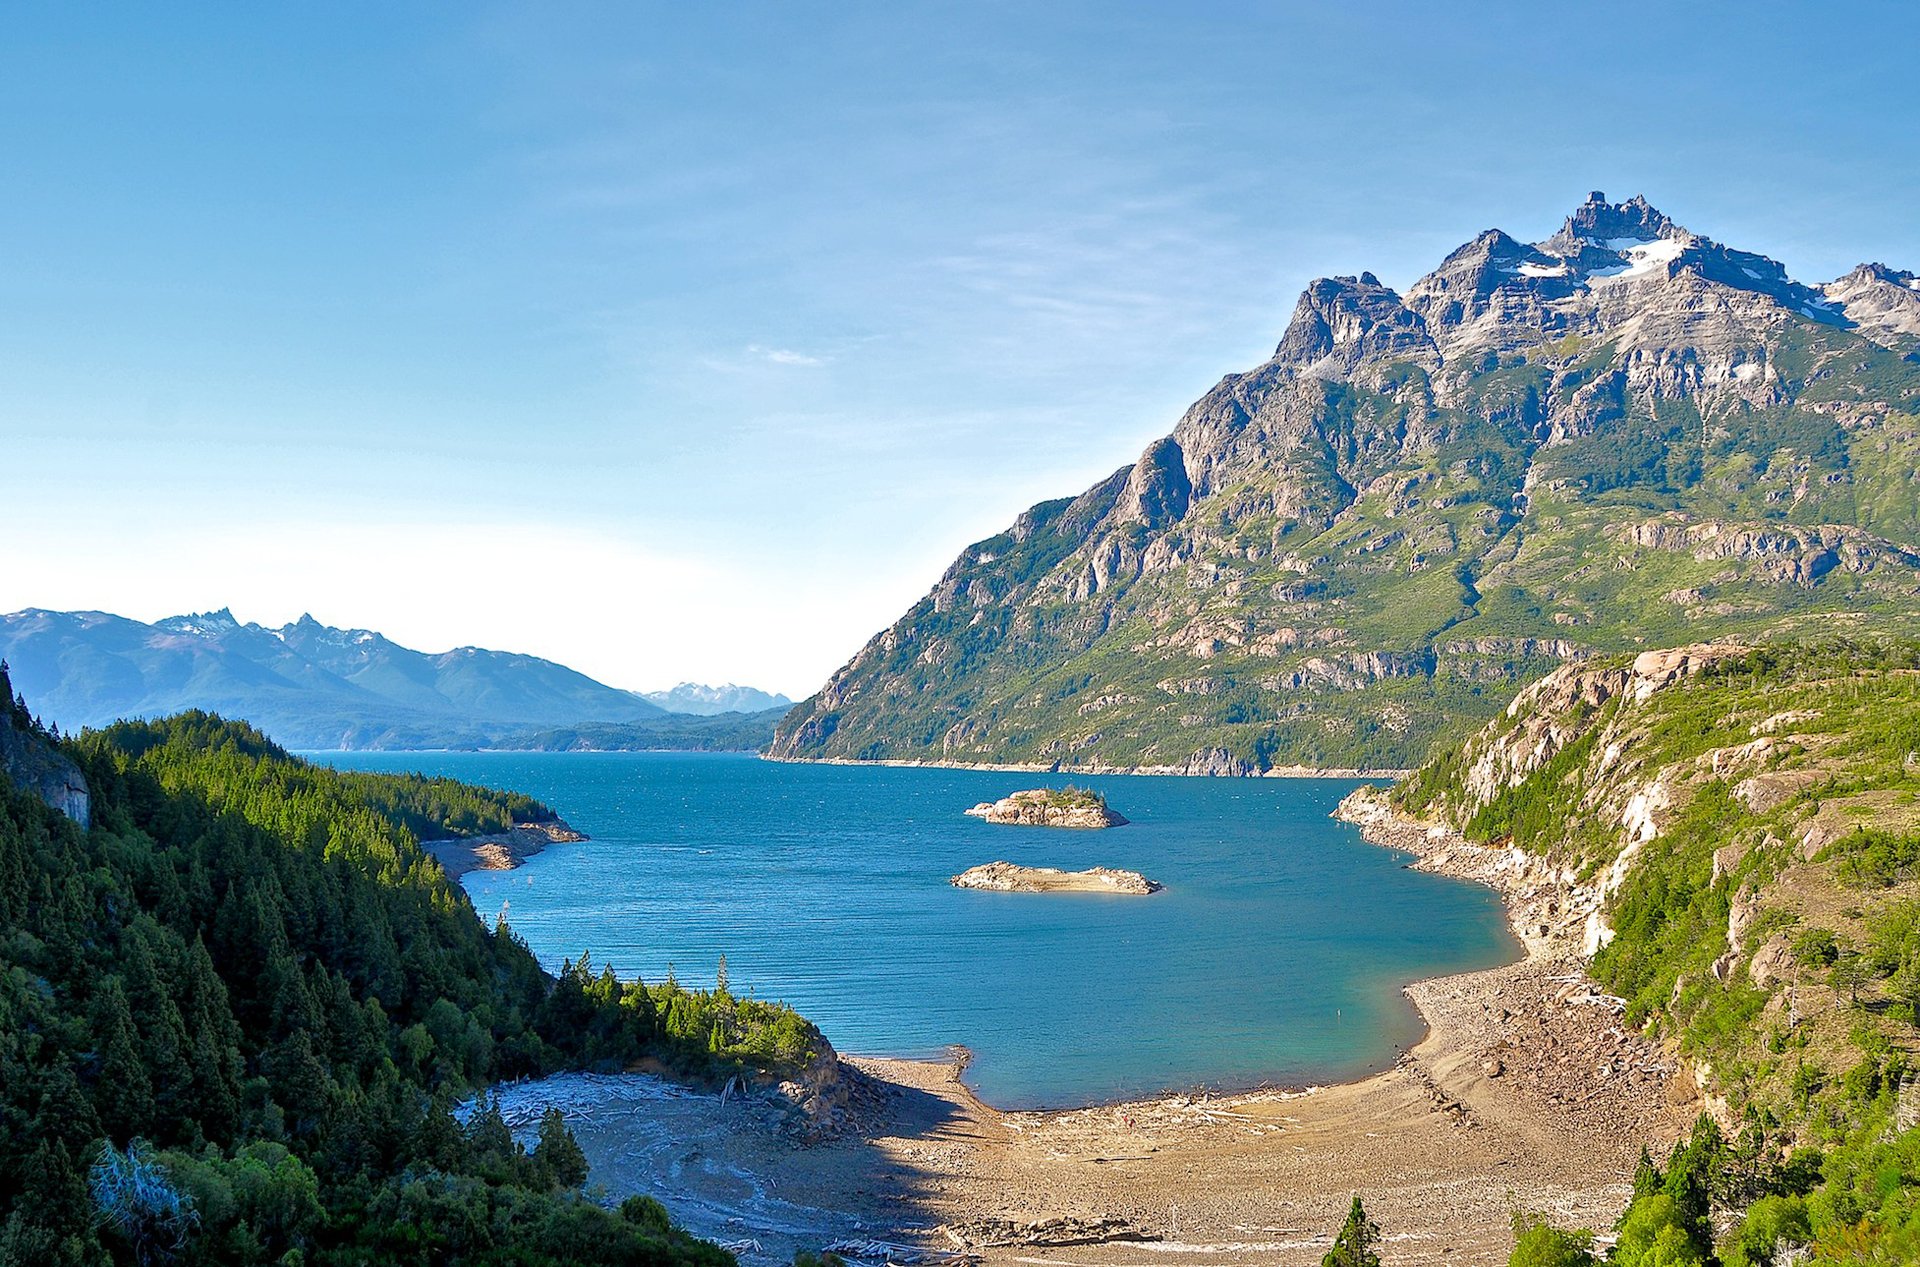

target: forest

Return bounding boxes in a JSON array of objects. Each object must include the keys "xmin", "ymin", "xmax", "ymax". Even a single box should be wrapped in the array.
[{"xmin": 0, "ymin": 667, "xmax": 822, "ymax": 1266}]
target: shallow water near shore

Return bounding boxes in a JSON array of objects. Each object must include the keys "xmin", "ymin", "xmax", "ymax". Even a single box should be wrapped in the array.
[{"xmin": 321, "ymin": 752, "xmax": 1517, "ymax": 1108}]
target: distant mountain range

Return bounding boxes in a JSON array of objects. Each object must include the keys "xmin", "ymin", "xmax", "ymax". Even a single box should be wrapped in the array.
[
  {"xmin": 773, "ymin": 192, "xmax": 1920, "ymax": 773},
  {"xmin": 640, "ymin": 682, "xmax": 793, "ymax": 716},
  {"xmin": 0, "ymin": 608, "xmax": 789, "ymax": 751}
]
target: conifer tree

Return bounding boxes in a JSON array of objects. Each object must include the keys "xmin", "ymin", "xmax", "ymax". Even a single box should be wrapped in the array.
[
  {"xmin": 534, "ymin": 1106, "xmax": 590, "ymax": 1189},
  {"xmin": 91, "ymin": 976, "xmax": 156, "ymax": 1142},
  {"xmin": 1322, "ymin": 1195, "xmax": 1382, "ymax": 1267}
]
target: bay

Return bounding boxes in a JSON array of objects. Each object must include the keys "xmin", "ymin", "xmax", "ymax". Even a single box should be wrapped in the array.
[{"xmin": 320, "ymin": 751, "xmax": 1517, "ymax": 1109}]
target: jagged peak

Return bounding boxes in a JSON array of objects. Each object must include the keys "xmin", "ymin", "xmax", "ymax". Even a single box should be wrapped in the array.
[
  {"xmin": 1439, "ymin": 227, "xmax": 1531, "ymax": 263},
  {"xmin": 1832, "ymin": 261, "xmax": 1920, "ymax": 289},
  {"xmin": 1273, "ymin": 273, "xmax": 1433, "ymax": 373},
  {"xmin": 157, "ymin": 607, "xmax": 242, "ymax": 635},
  {"xmin": 1555, "ymin": 191, "xmax": 1681, "ymax": 246}
]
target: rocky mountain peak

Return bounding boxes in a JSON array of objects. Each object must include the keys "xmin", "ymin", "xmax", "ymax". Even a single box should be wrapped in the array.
[
  {"xmin": 1272, "ymin": 273, "xmax": 1435, "ymax": 378},
  {"xmin": 770, "ymin": 191, "xmax": 1920, "ymax": 777},
  {"xmin": 156, "ymin": 607, "xmax": 243, "ymax": 637},
  {"xmin": 1557, "ymin": 191, "xmax": 1679, "ymax": 246},
  {"xmin": 1822, "ymin": 261, "xmax": 1920, "ymax": 344}
]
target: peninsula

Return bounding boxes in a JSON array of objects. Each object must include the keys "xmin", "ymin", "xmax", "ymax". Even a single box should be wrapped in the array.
[
  {"xmin": 951, "ymin": 860, "xmax": 1161, "ymax": 895},
  {"xmin": 963, "ymin": 787, "xmax": 1127, "ymax": 829},
  {"xmin": 421, "ymin": 818, "xmax": 588, "ymax": 879}
]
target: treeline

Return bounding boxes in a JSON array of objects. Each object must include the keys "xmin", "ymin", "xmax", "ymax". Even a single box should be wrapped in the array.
[
  {"xmin": 101, "ymin": 710, "xmax": 558, "ymax": 838},
  {"xmin": 0, "ymin": 686, "xmax": 823, "ymax": 1266},
  {"xmin": 498, "ymin": 708, "xmax": 786, "ymax": 754}
]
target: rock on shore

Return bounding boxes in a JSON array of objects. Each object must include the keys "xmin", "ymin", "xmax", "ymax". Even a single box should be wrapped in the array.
[
  {"xmin": 964, "ymin": 788, "xmax": 1127, "ymax": 828},
  {"xmin": 422, "ymin": 818, "xmax": 587, "ymax": 879},
  {"xmin": 952, "ymin": 860, "xmax": 1161, "ymax": 895}
]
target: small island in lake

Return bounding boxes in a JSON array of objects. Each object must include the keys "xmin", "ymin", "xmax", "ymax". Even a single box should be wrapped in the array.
[
  {"xmin": 951, "ymin": 860, "xmax": 1162, "ymax": 895},
  {"xmin": 963, "ymin": 786, "xmax": 1128, "ymax": 829}
]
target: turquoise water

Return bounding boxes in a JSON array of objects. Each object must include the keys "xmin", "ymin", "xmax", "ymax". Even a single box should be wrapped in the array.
[{"xmin": 320, "ymin": 752, "xmax": 1517, "ymax": 1109}]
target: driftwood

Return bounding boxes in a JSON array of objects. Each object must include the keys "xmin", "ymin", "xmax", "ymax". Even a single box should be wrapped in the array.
[
  {"xmin": 822, "ymin": 1238, "xmax": 977, "ymax": 1265},
  {"xmin": 937, "ymin": 1215, "xmax": 1158, "ymax": 1248}
]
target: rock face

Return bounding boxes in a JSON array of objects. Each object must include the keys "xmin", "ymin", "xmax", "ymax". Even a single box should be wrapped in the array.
[
  {"xmin": 0, "ymin": 666, "xmax": 88, "ymax": 826},
  {"xmin": 772, "ymin": 192, "xmax": 1920, "ymax": 774},
  {"xmin": 963, "ymin": 788, "xmax": 1128, "ymax": 828},
  {"xmin": 951, "ymin": 861, "xmax": 1161, "ymax": 895}
]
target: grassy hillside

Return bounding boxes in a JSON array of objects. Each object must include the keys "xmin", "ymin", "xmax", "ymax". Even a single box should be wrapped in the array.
[{"xmin": 1395, "ymin": 641, "xmax": 1920, "ymax": 1263}]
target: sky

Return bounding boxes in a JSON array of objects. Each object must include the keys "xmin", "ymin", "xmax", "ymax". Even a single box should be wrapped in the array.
[{"xmin": 4, "ymin": 2, "xmax": 1919, "ymax": 698}]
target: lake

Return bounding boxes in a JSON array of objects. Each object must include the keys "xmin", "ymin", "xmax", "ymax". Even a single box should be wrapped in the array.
[{"xmin": 320, "ymin": 752, "xmax": 1517, "ymax": 1109}]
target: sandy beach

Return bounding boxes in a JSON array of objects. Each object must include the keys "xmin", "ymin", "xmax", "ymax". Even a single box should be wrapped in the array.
[{"xmin": 491, "ymin": 794, "xmax": 1695, "ymax": 1266}]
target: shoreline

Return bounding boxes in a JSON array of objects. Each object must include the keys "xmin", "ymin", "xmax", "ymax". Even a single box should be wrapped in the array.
[
  {"xmin": 421, "ymin": 818, "xmax": 587, "ymax": 879},
  {"xmin": 323, "ymin": 747, "xmax": 1407, "ymax": 778},
  {"xmin": 761, "ymin": 752, "xmax": 1410, "ymax": 779},
  {"xmin": 497, "ymin": 787, "xmax": 1691, "ymax": 1265}
]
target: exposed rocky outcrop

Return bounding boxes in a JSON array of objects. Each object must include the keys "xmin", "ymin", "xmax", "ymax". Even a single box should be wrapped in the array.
[
  {"xmin": 950, "ymin": 861, "xmax": 1160, "ymax": 895},
  {"xmin": 963, "ymin": 788, "xmax": 1127, "ymax": 828},
  {"xmin": 770, "ymin": 1032, "xmax": 891, "ymax": 1143},
  {"xmin": 0, "ymin": 665, "xmax": 88, "ymax": 826},
  {"xmin": 422, "ymin": 819, "xmax": 588, "ymax": 879}
]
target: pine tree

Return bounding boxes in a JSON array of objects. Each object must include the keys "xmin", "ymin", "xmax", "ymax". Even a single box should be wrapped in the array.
[
  {"xmin": 91, "ymin": 977, "xmax": 155, "ymax": 1142},
  {"xmin": 1630, "ymin": 1146, "xmax": 1662, "ymax": 1201},
  {"xmin": 534, "ymin": 1106, "xmax": 590, "ymax": 1189},
  {"xmin": 1321, "ymin": 1196, "xmax": 1382, "ymax": 1267}
]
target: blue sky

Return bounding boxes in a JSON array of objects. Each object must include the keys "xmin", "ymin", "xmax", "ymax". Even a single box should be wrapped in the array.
[{"xmin": 5, "ymin": 2, "xmax": 1918, "ymax": 695}]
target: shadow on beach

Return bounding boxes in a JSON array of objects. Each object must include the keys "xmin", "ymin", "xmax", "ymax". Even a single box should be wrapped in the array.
[{"xmin": 486, "ymin": 1062, "xmax": 967, "ymax": 1266}]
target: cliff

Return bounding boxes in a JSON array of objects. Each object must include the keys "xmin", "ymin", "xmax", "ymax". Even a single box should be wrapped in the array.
[{"xmin": 0, "ymin": 663, "xmax": 88, "ymax": 825}]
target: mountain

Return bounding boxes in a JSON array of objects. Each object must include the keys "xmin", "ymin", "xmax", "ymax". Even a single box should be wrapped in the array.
[
  {"xmin": 642, "ymin": 681, "xmax": 794, "ymax": 716},
  {"xmin": 772, "ymin": 193, "xmax": 1920, "ymax": 773},
  {"xmin": 0, "ymin": 607, "xmax": 668, "ymax": 749}
]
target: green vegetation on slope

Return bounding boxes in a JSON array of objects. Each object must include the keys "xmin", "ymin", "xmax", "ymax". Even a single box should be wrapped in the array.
[
  {"xmin": 1397, "ymin": 641, "xmax": 1920, "ymax": 1263},
  {"xmin": 0, "ymin": 668, "xmax": 823, "ymax": 1266}
]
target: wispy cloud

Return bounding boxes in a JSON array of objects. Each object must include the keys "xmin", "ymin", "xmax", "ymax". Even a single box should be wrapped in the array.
[{"xmin": 750, "ymin": 344, "xmax": 827, "ymax": 367}]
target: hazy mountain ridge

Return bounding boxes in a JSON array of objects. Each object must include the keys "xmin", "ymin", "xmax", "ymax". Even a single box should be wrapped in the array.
[
  {"xmin": 641, "ymin": 681, "xmax": 794, "ymax": 716},
  {"xmin": 772, "ymin": 193, "xmax": 1920, "ymax": 772},
  {"xmin": 0, "ymin": 606, "xmax": 672, "ymax": 749}
]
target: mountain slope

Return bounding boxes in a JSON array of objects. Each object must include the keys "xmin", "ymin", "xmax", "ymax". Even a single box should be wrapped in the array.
[
  {"xmin": 0, "ymin": 607, "xmax": 667, "ymax": 749},
  {"xmin": 1374, "ymin": 640, "xmax": 1920, "ymax": 1261},
  {"xmin": 772, "ymin": 193, "xmax": 1920, "ymax": 773}
]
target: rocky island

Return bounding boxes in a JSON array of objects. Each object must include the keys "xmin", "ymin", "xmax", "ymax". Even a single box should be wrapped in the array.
[
  {"xmin": 951, "ymin": 860, "xmax": 1161, "ymax": 895},
  {"xmin": 963, "ymin": 786, "xmax": 1127, "ymax": 829}
]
